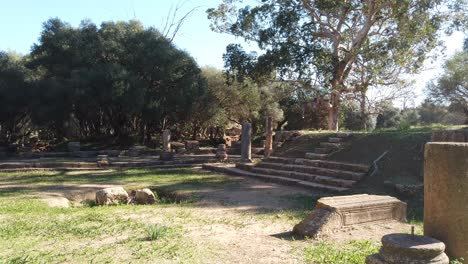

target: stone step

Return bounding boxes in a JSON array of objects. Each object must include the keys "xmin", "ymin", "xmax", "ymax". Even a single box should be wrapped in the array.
[
  {"xmin": 304, "ymin": 153, "xmax": 329, "ymax": 160},
  {"xmin": 297, "ymin": 159, "xmax": 370, "ymax": 173},
  {"xmin": 203, "ymin": 164, "xmax": 349, "ymax": 192},
  {"xmin": 328, "ymin": 137, "xmax": 343, "ymax": 143},
  {"xmin": 314, "ymin": 148, "xmax": 332, "ymax": 154},
  {"xmin": 264, "ymin": 157, "xmax": 369, "ymax": 173},
  {"xmin": 256, "ymin": 162, "xmax": 365, "ymax": 181},
  {"xmin": 249, "ymin": 167, "xmax": 356, "ymax": 188},
  {"xmin": 336, "ymin": 132, "xmax": 352, "ymax": 138},
  {"xmin": 320, "ymin": 142, "xmax": 342, "ymax": 149}
]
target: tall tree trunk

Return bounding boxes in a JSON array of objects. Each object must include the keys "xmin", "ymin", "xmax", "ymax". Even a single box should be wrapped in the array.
[
  {"xmin": 360, "ymin": 91, "xmax": 367, "ymax": 131},
  {"xmin": 327, "ymin": 92, "xmax": 340, "ymax": 131}
]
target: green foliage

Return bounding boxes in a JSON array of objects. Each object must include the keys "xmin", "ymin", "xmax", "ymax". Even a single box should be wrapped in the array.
[
  {"xmin": 304, "ymin": 240, "xmax": 379, "ymax": 264},
  {"xmin": 145, "ymin": 224, "xmax": 174, "ymax": 241},
  {"xmin": 375, "ymin": 103, "xmax": 401, "ymax": 129}
]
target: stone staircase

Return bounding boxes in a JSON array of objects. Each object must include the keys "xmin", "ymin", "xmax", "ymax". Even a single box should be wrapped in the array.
[
  {"xmin": 304, "ymin": 132, "xmax": 351, "ymax": 160},
  {"xmin": 203, "ymin": 132, "xmax": 370, "ymax": 192}
]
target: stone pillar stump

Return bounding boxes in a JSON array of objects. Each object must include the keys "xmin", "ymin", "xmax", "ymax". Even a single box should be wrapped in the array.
[
  {"xmin": 424, "ymin": 142, "xmax": 468, "ymax": 261},
  {"xmin": 241, "ymin": 121, "xmax": 252, "ymax": 163},
  {"xmin": 264, "ymin": 116, "xmax": 274, "ymax": 157},
  {"xmin": 163, "ymin": 129, "xmax": 171, "ymax": 152}
]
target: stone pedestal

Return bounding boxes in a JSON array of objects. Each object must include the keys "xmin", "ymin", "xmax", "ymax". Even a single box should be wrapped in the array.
[
  {"xmin": 241, "ymin": 121, "xmax": 252, "ymax": 163},
  {"xmin": 96, "ymin": 155, "xmax": 109, "ymax": 167},
  {"xmin": 216, "ymin": 144, "xmax": 228, "ymax": 162},
  {"xmin": 67, "ymin": 142, "xmax": 80, "ymax": 152},
  {"xmin": 293, "ymin": 194, "xmax": 407, "ymax": 239},
  {"xmin": 424, "ymin": 142, "xmax": 468, "ymax": 261},
  {"xmin": 264, "ymin": 116, "xmax": 274, "ymax": 157},
  {"xmin": 366, "ymin": 233, "xmax": 449, "ymax": 264},
  {"xmin": 163, "ymin": 129, "xmax": 171, "ymax": 152},
  {"xmin": 159, "ymin": 151, "xmax": 174, "ymax": 161}
]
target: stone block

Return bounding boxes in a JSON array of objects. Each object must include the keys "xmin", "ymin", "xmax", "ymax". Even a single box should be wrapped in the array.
[
  {"xmin": 424, "ymin": 142, "xmax": 468, "ymax": 260},
  {"xmin": 185, "ymin": 140, "xmax": 200, "ymax": 152},
  {"xmin": 366, "ymin": 233, "xmax": 449, "ymax": 264},
  {"xmin": 128, "ymin": 146, "xmax": 145, "ymax": 157},
  {"xmin": 160, "ymin": 151, "xmax": 174, "ymax": 161},
  {"xmin": 67, "ymin": 142, "xmax": 80, "ymax": 152},
  {"xmin": 293, "ymin": 194, "xmax": 406, "ymax": 239},
  {"xmin": 95, "ymin": 187, "xmax": 128, "ymax": 205}
]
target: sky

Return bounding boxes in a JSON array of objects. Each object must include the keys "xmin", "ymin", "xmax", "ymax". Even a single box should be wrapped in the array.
[{"xmin": 0, "ymin": 0, "xmax": 464, "ymax": 106}]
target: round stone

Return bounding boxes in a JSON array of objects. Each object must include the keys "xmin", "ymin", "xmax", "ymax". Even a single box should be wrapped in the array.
[{"xmin": 381, "ymin": 233, "xmax": 446, "ymax": 258}]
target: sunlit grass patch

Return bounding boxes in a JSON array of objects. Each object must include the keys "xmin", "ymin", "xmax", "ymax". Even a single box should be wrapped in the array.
[{"xmin": 304, "ymin": 240, "xmax": 379, "ymax": 264}]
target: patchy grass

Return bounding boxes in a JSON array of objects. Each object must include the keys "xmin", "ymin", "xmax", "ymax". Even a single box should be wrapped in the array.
[{"xmin": 304, "ymin": 240, "xmax": 380, "ymax": 264}]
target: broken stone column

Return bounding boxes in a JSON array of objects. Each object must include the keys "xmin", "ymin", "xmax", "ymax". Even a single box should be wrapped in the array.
[
  {"xmin": 160, "ymin": 129, "xmax": 174, "ymax": 161},
  {"xmin": 293, "ymin": 194, "xmax": 406, "ymax": 239},
  {"xmin": 216, "ymin": 144, "xmax": 228, "ymax": 162},
  {"xmin": 241, "ymin": 121, "xmax": 252, "ymax": 163},
  {"xmin": 264, "ymin": 116, "xmax": 274, "ymax": 157},
  {"xmin": 96, "ymin": 155, "xmax": 109, "ymax": 167},
  {"xmin": 366, "ymin": 233, "xmax": 449, "ymax": 264},
  {"xmin": 424, "ymin": 142, "xmax": 468, "ymax": 261},
  {"xmin": 163, "ymin": 129, "xmax": 171, "ymax": 152}
]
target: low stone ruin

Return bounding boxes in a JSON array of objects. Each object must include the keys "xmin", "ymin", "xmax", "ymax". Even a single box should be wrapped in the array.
[
  {"xmin": 128, "ymin": 145, "xmax": 146, "ymax": 157},
  {"xmin": 96, "ymin": 187, "xmax": 129, "ymax": 206},
  {"xmin": 185, "ymin": 140, "xmax": 200, "ymax": 152},
  {"xmin": 293, "ymin": 194, "xmax": 407, "ymax": 239},
  {"xmin": 96, "ymin": 155, "xmax": 109, "ymax": 167},
  {"xmin": 95, "ymin": 187, "xmax": 157, "ymax": 206},
  {"xmin": 366, "ymin": 233, "xmax": 449, "ymax": 264},
  {"xmin": 67, "ymin": 142, "xmax": 80, "ymax": 152},
  {"xmin": 215, "ymin": 144, "xmax": 228, "ymax": 162}
]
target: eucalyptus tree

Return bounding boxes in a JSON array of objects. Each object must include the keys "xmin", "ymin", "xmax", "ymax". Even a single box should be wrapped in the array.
[{"xmin": 208, "ymin": 0, "xmax": 453, "ymax": 130}]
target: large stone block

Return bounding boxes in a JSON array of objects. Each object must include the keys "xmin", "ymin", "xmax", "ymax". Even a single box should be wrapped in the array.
[
  {"xmin": 424, "ymin": 142, "xmax": 468, "ymax": 261},
  {"xmin": 293, "ymin": 194, "xmax": 406, "ymax": 239},
  {"xmin": 95, "ymin": 187, "xmax": 129, "ymax": 206}
]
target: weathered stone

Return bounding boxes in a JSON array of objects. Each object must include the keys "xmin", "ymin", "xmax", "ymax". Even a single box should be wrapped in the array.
[
  {"xmin": 424, "ymin": 142, "xmax": 468, "ymax": 261},
  {"xmin": 171, "ymin": 142, "xmax": 185, "ymax": 154},
  {"xmin": 130, "ymin": 188, "xmax": 157, "ymax": 205},
  {"xmin": 293, "ymin": 194, "xmax": 406, "ymax": 239},
  {"xmin": 95, "ymin": 187, "xmax": 129, "ymax": 205},
  {"xmin": 128, "ymin": 145, "xmax": 145, "ymax": 157},
  {"xmin": 224, "ymin": 136, "xmax": 232, "ymax": 147},
  {"xmin": 185, "ymin": 140, "xmax": 200, "ymax": 152},
  {"xmin": 216, "ymin": 144, "xmax": 228, "ymax": 162},
  {"xmin": 366, "ymin": 233, "xmax": 449, "ymax": 264},
  {"xmin": 67, "ymin": 142, "xmax": 80, "ymax": 152},
  {"xmin": 96, "ymin": 155, "xmax": 109, "ymax": 167},
  {"xmin": 431, "ymin": 130, "xmax": 468, "ymax": 142},
  {"xmin": 159, "ymin": 151, "xmax": 174, "ymax": 161},
  {"xmin": 241, "ymin": 121, "xmax": 252, "ymax": 163},
  {"xmin": 98, "ymin": 150, "xmax": 121, "ymax": 157},
  {"xmin": 163, "ymin": 129, "xmax": 171, "ymax": 151},
  {"xmin": 264, "ymin": 116, "xmax": 274, "ymax": 158}
]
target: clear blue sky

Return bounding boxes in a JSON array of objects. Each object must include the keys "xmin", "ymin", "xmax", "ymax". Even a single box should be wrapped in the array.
[
  {"xmin": 0, "ymin": 0, "xmax": 464, "ymax": 105},
  {"xmin": 0, "ymin": 0, "xmax": 259, "ymax": 68}
]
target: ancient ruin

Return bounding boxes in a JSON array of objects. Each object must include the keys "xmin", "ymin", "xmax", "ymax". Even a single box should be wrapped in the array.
[
  {"xmin": 424, "ymin": 142, "xmax": 468, "ymax": 261},
  {"xmin": 241, "ymin": 121, "xmax": 252, "ymax": 163},
  {"xmin": 366, "ymin": 233, "xmax": 449, "ymax": 264},
  {"xmin": 293, "ymin": 194, "xmax": 407, "ymax": 239},
  {"xmin": 264, "ymin": 116, "xmax": 274, "ymax": 157}
]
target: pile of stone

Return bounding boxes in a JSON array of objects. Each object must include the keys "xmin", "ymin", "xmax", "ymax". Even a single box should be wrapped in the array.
[{"xmin": 95, "ymin": 187, "xmax": 157, "ymax": 206}]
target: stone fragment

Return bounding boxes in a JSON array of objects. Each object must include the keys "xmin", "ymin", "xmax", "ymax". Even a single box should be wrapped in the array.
[
  {"xmin": 95, "ymin": 187, "xmax": 129, "ymax": 205},
  {"xmin": 96, "ymin": 155, "xmax": 109, "ymax": 167},
  {"xmin": 130, "ymin": 188, "xmax": 157, "ymax": 205},
  {"xmin": 264, "ymin": 116, "xmax": 274, "ymax": 157},
  {"xmin": 185, "ymin": 140, "xmax": 200, "ymax": 152},
  {"xmin": 163, "ymin": 129, "xmax": 171, "ymax": 151},
  {"xmin": 159, "ymin": 151, "xmax": 174, "ymax": 161},
  {"xmin": 366, "ymin": 233, "xmax": 449, "ymax": 264},
  {"xmin": 128, "ymin": 146, "xmax": 145, "ymax": 157},
  {"xmin": 241, "ymin": 121, "xmax": 252, "ymax": 163},
  {"xmin": 293, "ymin": 194, "xmax": 406, "ymax": 239},
  {"xmin": 424, "ymin": 142, "xmax": 468, "ymax": 260},
  {"xmin": 67, "ymin": 142, "xmax": 80, "ymax": 152},
  {"xmin": 216, "ymin": 144, "xmax": 228, "ymax": 162}
]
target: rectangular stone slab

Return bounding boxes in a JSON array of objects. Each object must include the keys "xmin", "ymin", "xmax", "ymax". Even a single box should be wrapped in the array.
[{"xmin": 293, "ymin": 194, "xmax": 407, "ymax": 239}]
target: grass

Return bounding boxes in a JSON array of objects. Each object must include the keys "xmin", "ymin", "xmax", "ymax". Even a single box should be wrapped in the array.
[
  {"xmin": 304, "ymin": 240, "xmax": 380, "ymax": 264},
  {"xmin": 145, "ymin": 224, "xmax": 175, "ymax": 241}
]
